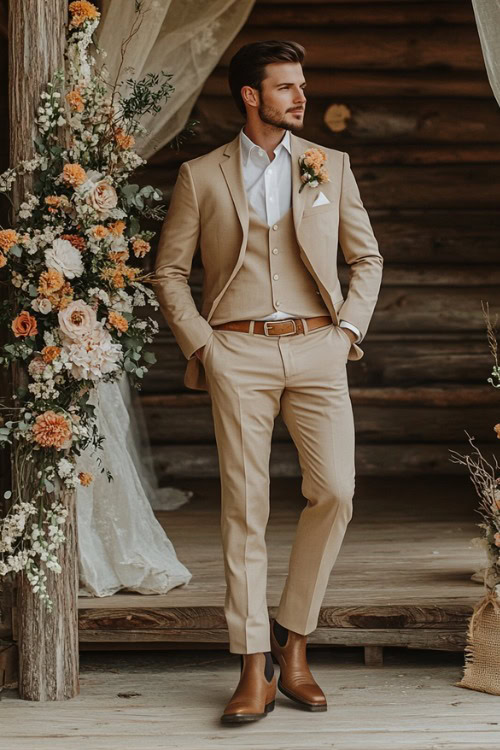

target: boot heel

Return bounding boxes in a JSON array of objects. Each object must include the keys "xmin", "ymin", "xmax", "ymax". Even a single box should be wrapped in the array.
[{"xmin": 265, "ymin": 700, "xmax": 275, "ymax": 713}]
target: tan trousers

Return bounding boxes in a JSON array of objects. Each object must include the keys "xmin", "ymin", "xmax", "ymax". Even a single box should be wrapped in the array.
[{"xmin": 202, "ymin": 322, "xmax": 355, "ymax": 654}]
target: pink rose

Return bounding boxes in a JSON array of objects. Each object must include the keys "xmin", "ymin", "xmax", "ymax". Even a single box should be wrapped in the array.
[
  {"xmin": 58, "ymin": 299, "xmax": 97, "ymax": 341},
  {"xmin": 85, "ymin": 180, "xmax": 118, "ymax": 218}
]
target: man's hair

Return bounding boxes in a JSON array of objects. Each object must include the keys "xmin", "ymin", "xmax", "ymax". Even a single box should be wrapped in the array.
[{"xmin": 228, "ymin": 40, "xmax": 305, "ymax": 116}]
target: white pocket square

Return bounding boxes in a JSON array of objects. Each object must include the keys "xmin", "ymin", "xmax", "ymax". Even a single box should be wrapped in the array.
[{"xmin": 312, "ymin": 191, "xmax": 330, "ymax": 207}]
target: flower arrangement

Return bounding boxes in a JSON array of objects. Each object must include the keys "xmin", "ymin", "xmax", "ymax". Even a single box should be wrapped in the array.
[
  {"xmin": 0, "ymin": 1, "xmax": 174, "ymax": 606},
  {"xmin": 449, "ymin": 303, "xmax": 500, "ymax": 597},
  {"xmin": 298, "ymin": 147, "xmax": 330, "ymax": 193}
]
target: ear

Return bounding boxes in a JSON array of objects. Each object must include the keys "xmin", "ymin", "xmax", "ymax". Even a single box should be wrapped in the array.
[{"xmin": 241, "ymin": 85, "xmax": 259, "ymax": 109}]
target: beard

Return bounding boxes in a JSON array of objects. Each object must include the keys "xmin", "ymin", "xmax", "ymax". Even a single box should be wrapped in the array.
[{"xmin": 258, "ymin": 101, "xmax": 304, "ymax": 132}]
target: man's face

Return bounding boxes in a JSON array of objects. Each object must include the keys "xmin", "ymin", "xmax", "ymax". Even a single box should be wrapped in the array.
[{"xmin": 256, "ymin": 61, "xmax": 307, "ymax": 131}]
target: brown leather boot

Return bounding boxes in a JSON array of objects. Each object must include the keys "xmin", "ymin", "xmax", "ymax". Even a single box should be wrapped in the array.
[
  {"xmin": 221, "ymin": 652, "xmax": 277, "ymax": 724},
  {"xmin": 270, "ymin": 620, "xmax": 327, "ymax": 711}
]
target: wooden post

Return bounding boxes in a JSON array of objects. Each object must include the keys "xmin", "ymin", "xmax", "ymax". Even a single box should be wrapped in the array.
[{"xmin": 8, "ymin": 0, "xmax": 79, "ymax": 701}]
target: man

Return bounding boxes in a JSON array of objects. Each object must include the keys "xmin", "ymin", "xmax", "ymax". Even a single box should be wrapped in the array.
[{"xmin": 154, "ymin": 40, "xmax": 383, "ymax": 724}]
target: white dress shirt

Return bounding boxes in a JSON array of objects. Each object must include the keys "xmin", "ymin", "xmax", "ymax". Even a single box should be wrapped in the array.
[{"xmin": 239, "ymin": 127, "xmax": 361, "ymax": 342}]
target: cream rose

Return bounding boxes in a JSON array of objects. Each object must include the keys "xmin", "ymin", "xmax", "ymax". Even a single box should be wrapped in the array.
[
  {"xmin": 58, "ymin": 299, "xmax": 97, "ymax": 341},
  {"xmin": 85, "ymin": 180, "xmax": 118, "ymax": 218},
  {"xmin": 45, "ymin": 238, "xmax": 84, "ymax": 279},
  {"xmin": 33, "ymin": 297, "xmax": 53, "ymax": 315}
]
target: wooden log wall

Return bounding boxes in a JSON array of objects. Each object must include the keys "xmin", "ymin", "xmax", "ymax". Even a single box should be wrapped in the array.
[
  {"xmin": 139, "ymin": 0, "xmax": 500, "ymax": 480},
  {"xmin": 1, "ymin": 1, "xmax": 499, "ymax": 484}
]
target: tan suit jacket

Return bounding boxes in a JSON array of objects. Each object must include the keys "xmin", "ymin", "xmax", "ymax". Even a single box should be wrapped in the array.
[{"xmin": 154, "ymin": 131, "xmax": 383, "ymax": 391}]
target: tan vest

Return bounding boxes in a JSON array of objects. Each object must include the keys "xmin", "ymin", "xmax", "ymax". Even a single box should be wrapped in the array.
[{"xmin": 211, "ymin": 203, "xmax": 330, "ymax": 324}]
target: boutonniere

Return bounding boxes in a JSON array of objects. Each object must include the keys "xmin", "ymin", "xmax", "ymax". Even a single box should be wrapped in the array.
[{"xmin": 298, "ymin": 148, "xmax": 330, "ymax": 193}]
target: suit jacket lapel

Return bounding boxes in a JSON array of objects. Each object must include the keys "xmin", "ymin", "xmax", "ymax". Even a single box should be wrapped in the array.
[
  {"xmin": 291, "ymin": 131, "xmax": 308, "ymax": 233},
  {"xmin": 207, "ymin": 135, "xmax": 249, "ymax": 323},
  {"xmin": 220, "ymin": 134, "xmax": 249, "ymax": 238}
]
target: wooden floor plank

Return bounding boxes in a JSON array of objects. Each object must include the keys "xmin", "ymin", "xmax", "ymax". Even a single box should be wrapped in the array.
[
  {"xmin": 1, "ymin": 648, "xmax": 499, "ymax": 749},
  {"xmin": 78, "ymin": 477, "xmax": 486, "ymax": 649}
]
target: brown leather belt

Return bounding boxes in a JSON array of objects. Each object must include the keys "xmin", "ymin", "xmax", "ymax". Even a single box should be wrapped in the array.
[{"xmin": 212, "ymin": 315, "xmax": 333, "ymax": 337}]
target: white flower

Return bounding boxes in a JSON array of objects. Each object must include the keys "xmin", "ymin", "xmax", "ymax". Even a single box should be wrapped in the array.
[
  {"xmin": 58, "ymin": 299, "xmax": 97, "ymax": 341},
  {"xmin": 32, "ymin": 297, "xmax": 53, "ymax": 314},
  {"xmin": 56, "ymin": 458, "xmax": 74, "ymax": 479},
  {"xmin": 45, "ymin": 238, "xmax": 84, "ymax": 279},
  {"xmin": 62, "ymin": 322, "xmax": 122, "ymax": 381}
]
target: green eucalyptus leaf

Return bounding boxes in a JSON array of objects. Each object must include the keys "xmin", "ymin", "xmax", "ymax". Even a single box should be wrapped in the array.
[{"xmin": 124, "ymin": 358, "xmax": 136, "ymax": 373}]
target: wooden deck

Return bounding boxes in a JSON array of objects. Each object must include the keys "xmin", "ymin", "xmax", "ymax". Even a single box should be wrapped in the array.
[{"xmin": 78, "ymin": 476, "xmax": 486, "ymax": 658}]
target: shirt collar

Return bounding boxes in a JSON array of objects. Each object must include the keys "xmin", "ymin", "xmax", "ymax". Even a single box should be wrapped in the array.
[{"xmin": 239, "ymin": 127, "xmax": 291, "ymax": 166}]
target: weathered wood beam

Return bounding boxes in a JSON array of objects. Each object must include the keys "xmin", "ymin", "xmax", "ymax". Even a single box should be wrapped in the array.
[
  {"xmin": 150, "ymin": 442, "xmax": 496, "ymax": 479},
  {"xmin": 249, "ymin": 2, "xmax": 474, "ymax": 27},
  {"xmin": 221, "ymin": 27, "xmax": 484, "ymax": 71},
  {"xmin": 193, "ymin": 95, "xmax": 500, "ymax": 145},
  {"xmin": 140, "ymin": 386, "xmax": 500, "ymax": 409},
  {"xmin": 203, "ymin": 68, "xmax": 492, "ymax": 99},
  {"xmin": 9, "ymin": 0, "xmax": 79, "ymax": 702}
]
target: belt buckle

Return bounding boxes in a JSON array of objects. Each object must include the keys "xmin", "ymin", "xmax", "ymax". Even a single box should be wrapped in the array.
[{"xmin": 263, "ymin": 319, "xmax": 297, "ymax": 336}]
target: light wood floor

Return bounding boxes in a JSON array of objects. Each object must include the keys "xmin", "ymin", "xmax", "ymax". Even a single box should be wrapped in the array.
[
  {"xmin": 1, "ymin": 647, "xmax": 499, "ymax": 750},
  {"xmin": 78, "ymin": 476, "xmax": 486, "ymax": 651}
]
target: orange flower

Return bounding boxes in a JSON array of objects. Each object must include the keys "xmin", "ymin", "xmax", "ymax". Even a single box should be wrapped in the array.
[
  {"xmin": 114, "ymin": 127, "xmax": 135, "ymax": 150},
  {"xmin": 108, "ymin": 249, "xmax": 129, "ymax": 263},
  {"xmin": 495, "ymin": 424, "xmax": 500, "ymax": 439},
  {"xmin": 61, "ymin": 234, "xmax": 86, "ymax": 252},
  {"xmin": 69, "ymin": 1, "xmax": 100, "ymax": 28},
  {"xmin": 108, "ymin": 310, "xmax": 129, "ymax": 333},
  {"xmin": 41, "ymin": 280, "xmax": 74, "ymax": 311},
  {"xmin": 0, "ymin": 229, "xmax": 18, "ymax": 253},
  {"xmin": 12, "ymin": 311, "xmax": 38, "ymax": 338},
  {"xmin": 100, "ymin": 266, "xmax": 125, "ymax": 289},
  {"xmin": 38, "ymin": 269, "xmax": 64, "ymax": 296},
  {"xmin": 109, "ymin": 220, "xmax": 126, "ymax": 236},
  {"xmin": 44, "ymin": 195, "xmax": 71, "ymax": 214},
  {"xmin": 0, "ymin": 252, "xmax": 6, "ymax": 269},
  {"xmin": 62, "ymin": 163, "xmax": 87, "ymax": 188},
  {"xmin": 132, "ymin": 238, "xmax": 151, "ymax": 258},
  {"xmin": 41, "ymin": 346, "xmax": 61, "ymax": 364},
  {"xmin": 122, "ymin": 265, "xmax": 138, "ymax": 281},
  {"xmin": 92, "ymin": 225, "xmax": 109, "ymax": 239},
  {"xmin": 32, "ymin": 411, "xmax": 72, "ymax": 449},
  {"xmin": 78, "ymin": 472, "xmax": 93, "ymax": 486},
  {"xmin": 66, "ymin": 88, "xmax": 84, "ymax": 112},
  {"xmin": 304, "ymin": 147, "xmax": 327, "ymax": 171},
  {"xmin": 53, "ymin": 282, "xmax": 74, "ymax": 311}
]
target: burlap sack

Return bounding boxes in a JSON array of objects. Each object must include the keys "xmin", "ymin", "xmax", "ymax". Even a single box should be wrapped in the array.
[{"xmin": 456, "ymin": 590, "xmax": 500, "ymax": 696}]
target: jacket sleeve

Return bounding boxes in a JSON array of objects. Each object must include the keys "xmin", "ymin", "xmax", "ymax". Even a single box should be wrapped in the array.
[
  {"xmin": 337, "ymin": 151, "xmax": 383, "ymax": 343},
  {"xmin": 154, "ymin": 161, "xmax": 213, "ymax": 360}
]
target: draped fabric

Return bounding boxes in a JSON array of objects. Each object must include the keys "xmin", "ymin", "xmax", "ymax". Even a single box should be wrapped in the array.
[
  {"xmin": 471, "ymin": 0, "xmax": 500, "ymax": 108},
  {"xmin": 77, "ymin": 380, "xmax": 192, "ymax": 597},
  {"xmin": 77, "ymin": 0, "xmax": 255, "ymax": 596},
  {"xmin": 96, "ymin": 0, "xmax": 255, "ymax": 159}
]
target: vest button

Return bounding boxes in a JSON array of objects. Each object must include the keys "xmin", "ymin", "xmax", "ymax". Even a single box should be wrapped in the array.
[
  {"xmin": 273, "ymin": 274, "xmax": 279, "ymax": 280},
  {"xmin": 273, "ymin": 224, "xmax": 278, "ymax": 231},
  {"xmin": 275, "ymin": 300, "xmax": 281, "ymax": 306},
  {"xmin": 272, "ymin": 248, "xmax": 278, "ymax": 254}
]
